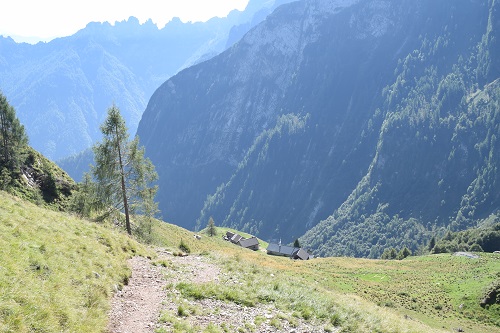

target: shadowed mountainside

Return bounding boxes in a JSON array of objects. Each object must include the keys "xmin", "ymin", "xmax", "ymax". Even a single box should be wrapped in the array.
[{"xmin": 137, "ymin": 0, "xmax": 500, "ymax": 258}]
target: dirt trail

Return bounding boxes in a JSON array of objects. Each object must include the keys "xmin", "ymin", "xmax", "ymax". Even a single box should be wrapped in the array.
[
  {"xmin": 107, "ymin": 251, "xmax": 220, "ymax": 333},
  {"xmin": 107, "ymin": 250, "xmax": 329, "ymax": 332},
  {"xmin": 107, "ymin": 256, "xmax": 167, "ymax": 333}
]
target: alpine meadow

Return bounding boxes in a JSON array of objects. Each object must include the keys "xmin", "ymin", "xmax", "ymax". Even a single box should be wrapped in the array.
[{"xmin": 1, "ymin": 0, "xmax": 500, "ymax": 332}]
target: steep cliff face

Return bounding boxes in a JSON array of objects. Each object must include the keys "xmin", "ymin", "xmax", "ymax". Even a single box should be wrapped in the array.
[{"xmin": 138, "ymin": 0, "xmax": 500, "ymax": 257}]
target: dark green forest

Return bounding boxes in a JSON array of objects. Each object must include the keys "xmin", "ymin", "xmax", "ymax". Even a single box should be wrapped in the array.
[
  {"xmin": 302, "ymin": 1, "xmax": 500, "ymax": 257},
  {"xmin": 431, "ymin": 218, "xmax": 500, "ymax": 254}
]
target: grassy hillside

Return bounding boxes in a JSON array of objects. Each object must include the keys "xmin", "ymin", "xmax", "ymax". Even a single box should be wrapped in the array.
[
  {"xmin": 0, "ymin": 191, "xmax": 149, "ymax": 332},
  {"xmin": 151, "ymin": 223, "xmax": 500, "ymax": 332},
  {"xmin": 3, "ymin": 146, "xmax": 76, "ymax": 210},
  {"xmin": 1, "ymin": 190, "xmax": 499, "ymax": 332}
]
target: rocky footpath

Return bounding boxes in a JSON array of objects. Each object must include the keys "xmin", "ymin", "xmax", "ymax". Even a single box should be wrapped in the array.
[{"xmin": 107, "ymin": 249, "xmax": 335, "ymax": 332}]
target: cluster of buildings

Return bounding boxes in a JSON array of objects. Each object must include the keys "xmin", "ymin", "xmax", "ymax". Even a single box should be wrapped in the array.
[
  {"xmin": 224, "ymin": 231, "xmax": 260, "ymax": 250},
  {"xmin": 224, "ymin": 231, "xmax": 313, "ymax": 260},
  {"xmin": 266, "ymin": 242, "xmax": 313, "ymax": 260}
]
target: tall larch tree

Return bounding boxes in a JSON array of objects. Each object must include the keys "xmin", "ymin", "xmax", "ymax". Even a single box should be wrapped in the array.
[{"xmin": 92, "ymin": 105, "xmax": 159, "ymax": 235}]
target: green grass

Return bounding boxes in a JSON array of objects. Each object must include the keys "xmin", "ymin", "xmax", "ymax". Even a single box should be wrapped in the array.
[
  {"xmin": 152, "ymin": 219, "xmax": 500, "ymax": 332},
  {"xmin": 296, "ymin": 254, "xmax": 500, "ymax": 332},
  {"xmin": 190, "ymin": 242, "xmax": 499, "ymax": 332},
  {"xmin": 0, "ymin": 191, "xmax": 150, "ymax": 332},
  {"xmin": 2, "ymin": 189, "xmax": 499, "ymax": 333}
]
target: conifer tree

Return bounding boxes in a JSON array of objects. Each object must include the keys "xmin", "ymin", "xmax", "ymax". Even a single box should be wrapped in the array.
[
  {"xmin": 428, "ymin": 236, "xmax": 436, "ymax": 252},
  {"xmin": 397, "ymin": 247, "xmax": 412, "ymax": 260},
  {"xmin": 0, "ymin": 92, "xmax": 28, "ymax": 174},
  {"xmin": 207, "ymin": 216, "xmax": 216, "ymax": 237},
  {"xmin": 92, "ymin": 105, "xmax": 159, "ymax": 235},
  {"xmin": 293, "ymin": 238, "xmax": 301, "ymax": 248}
]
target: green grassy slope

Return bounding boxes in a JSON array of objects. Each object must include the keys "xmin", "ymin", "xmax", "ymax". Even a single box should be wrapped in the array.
[
  {"xmin": 302, "ymin": 254, "xmax": 500, "ymax": 332},
  {"xmin": 0, "ymin": 191, "xmax": 150, "ymax": 333},
  {"xmin": 152, "ymin": 223, "xmax": 500, "ymax": 332},
  {"xmin": 1, "ymin": 190, "xmax": 498, "ymax": 332}
]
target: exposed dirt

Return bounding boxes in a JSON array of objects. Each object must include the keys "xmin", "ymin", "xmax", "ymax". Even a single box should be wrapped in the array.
[
  {"xmin": 107, "ymin": 249, "xmax": 334, "ymax": 332},
  {"xmin": 107, "ymin": 249, "xmax": 221, "ymax": 333},
  {"xmin": 107, "ymin": 256, "xmax": 167, "ymax": 333}
]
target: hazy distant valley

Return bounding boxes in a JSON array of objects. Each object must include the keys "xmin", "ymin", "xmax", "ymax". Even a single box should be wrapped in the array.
[{"xmin": 0, "ymin": 0, "xmax": 293, "ymax": 161}]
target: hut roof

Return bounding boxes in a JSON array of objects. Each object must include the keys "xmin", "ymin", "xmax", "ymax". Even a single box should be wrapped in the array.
[{"xmin": 238, "ymin": 237, "xmax": 259, "ymax": 248}]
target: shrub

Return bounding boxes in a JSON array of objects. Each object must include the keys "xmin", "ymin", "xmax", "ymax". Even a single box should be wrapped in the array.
[
  {"xmin": 179, "ymin": 239, "xmax": 191, "ymax": 253},
  {"xmin": 381, "ymin": 248, "xmax": 397, "ymax": 259},
  {"xmin": 331, "ymin": 313, "xmax": 343, "ymax": 326},
  {"xmin": 177, "ymin": 305, "xmax": 188, "ymax": 317}
]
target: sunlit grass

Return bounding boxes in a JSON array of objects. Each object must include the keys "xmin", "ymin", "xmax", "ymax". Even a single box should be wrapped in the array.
[
  {"xmin": 0, "ymin": 191, "xmax": 150, "ymax": 332},
  {"xmin": 166, "ymin": 235, "xmax": 499, "ymax": 333},
  {"xmin": 2, "ymin": 189, "xmax": 499, "ymax": 333},
  {"xmin": 157, "ymin": 245, "xmax": 458, "ymax": 332}
]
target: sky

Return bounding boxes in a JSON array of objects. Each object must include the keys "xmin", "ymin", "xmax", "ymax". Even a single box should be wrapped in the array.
[{"xmin": 0, "ymin": 0, "xmax": 250, "ymax": 43}]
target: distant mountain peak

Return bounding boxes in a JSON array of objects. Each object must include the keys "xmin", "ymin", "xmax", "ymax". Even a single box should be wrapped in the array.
[{"xmin": 2, "ymin": 0, "xmax": 284, "ymax": 162}]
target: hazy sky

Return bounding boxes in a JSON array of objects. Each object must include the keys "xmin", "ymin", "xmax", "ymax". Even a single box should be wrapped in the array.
[{"xmin": 0, "ymin": 0, "xmax": 250, "ymax": 42}]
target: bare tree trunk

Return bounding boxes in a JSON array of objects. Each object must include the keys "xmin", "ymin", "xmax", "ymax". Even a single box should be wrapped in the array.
[
  {"xmin": 115, "ymin": 124, "xmax": 132, "ymax": 235},
  {"xmin": 0, "ymin": 108, "xmax": 9, "ymax": 164}
]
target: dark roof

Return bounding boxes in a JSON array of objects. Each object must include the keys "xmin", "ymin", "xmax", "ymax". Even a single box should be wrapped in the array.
[
  {"xmin": 230, "ymin": 234, "xmax": 243, "ymax": 243},
  {"xmin": 226, "ymin": 231, "xmax": 235, "ymax": 238},
  {"xmin": 293, "ymin": 248, "xmax": 310, "ymax": 260},
  {"xmin": 238, "ymin": 237, "xmax": 259, "ymax": 248},
  {"xmin": 266, "ymin": 243, "xmax": 281, "ymax": 253},
  {"xmin": 280, "ymin": 245, "xmax": 296, "ymax": 256},
  {"xmin": 266, "ymin": 243, "xmax": 297, "ymax": 256}
]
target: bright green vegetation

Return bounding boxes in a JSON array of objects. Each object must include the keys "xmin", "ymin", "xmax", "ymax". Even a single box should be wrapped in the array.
[
  {"xmin": 154, "ymin": 225, "xmax": 500, "ymax": 333},
  {"xmin": 0, "ymin": 191, "xmax": 149, "ymax": 332},
  {"xmin": 303, "ymin": 255, "xmax": 500, "ymax": 331},
  {"xmin": 431, "ymin": 219, "xmax": 500, "ymax": 254},
  {"xmin": 1, "ymin": 192, "xmax": 499, "ymax": 332}
]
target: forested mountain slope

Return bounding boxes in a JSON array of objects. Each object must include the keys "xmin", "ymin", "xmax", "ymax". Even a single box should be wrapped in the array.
[
  {"xmin": 300, "ymin": 0, "xmax": 500, "ymax": 257},
  {"xmin": 140, "ymin": 0, "xmax": 499, "ymax": 258},
  {"xmin": 0, "ymin": 0, "xmax": 291, "ymax": 161}
]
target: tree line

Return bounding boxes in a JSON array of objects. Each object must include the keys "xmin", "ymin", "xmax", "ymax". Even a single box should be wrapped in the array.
[{"xmin": 0, "ymin": 92, "xmax": 28, "ymax": 188}]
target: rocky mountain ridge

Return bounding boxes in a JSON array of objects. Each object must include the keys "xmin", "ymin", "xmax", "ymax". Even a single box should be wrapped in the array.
[{"xmin": 0, "ymin": 0, "xmax": 292, "ymax": 161}]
